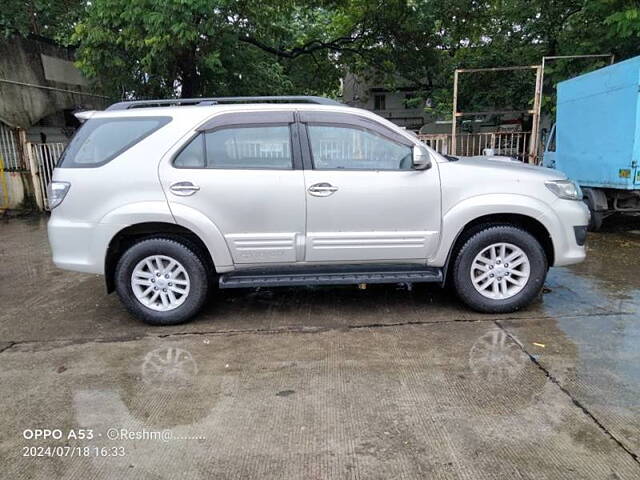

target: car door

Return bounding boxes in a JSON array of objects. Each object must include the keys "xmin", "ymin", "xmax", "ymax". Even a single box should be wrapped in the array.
[
  {"xmin": 298, "ymin": 110, "xmax": 441, "ymax": 263},
  {"xmin": 159, "ymin": 110, "xmax": 306, "ymax": 265}
]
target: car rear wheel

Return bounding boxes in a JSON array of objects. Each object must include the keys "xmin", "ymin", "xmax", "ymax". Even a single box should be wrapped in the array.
[
  {"xmin": 452, "ymin": 226, "xmax": 547, "ymax": 313},
  {"xmin": 115, "ymin": 238, "xmax": 209, "ymax": 325}
]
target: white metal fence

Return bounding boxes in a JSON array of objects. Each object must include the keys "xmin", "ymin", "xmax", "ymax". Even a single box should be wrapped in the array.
[
  {"xmin": 9, "ymin": 131, "xmax": 534, "ymax": 210},
  {"xmin": 28, "ymin": 142, "xmax": 65, "ymax": 210},
  {"xmin": 418, "ymin": 131, "xmax": 531, "ymax": 160},
  {"xmin": 0, "ymin": 122, "xmax": 22, "ymax": 170}
]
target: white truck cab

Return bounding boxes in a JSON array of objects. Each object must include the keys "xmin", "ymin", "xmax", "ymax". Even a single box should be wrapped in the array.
[{"xmin": 47, "ymin": 96, "xmax": 589, "ymax": 325}]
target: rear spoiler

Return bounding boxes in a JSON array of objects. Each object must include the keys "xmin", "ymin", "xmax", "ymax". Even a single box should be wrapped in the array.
[{"xmin": 73, "ymin": 110, "xmax": 98, "ymax": 123}]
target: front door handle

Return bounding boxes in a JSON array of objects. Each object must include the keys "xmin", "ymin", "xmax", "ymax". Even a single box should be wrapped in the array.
[
  {"xmin": 308, "ymin": 182, "xmax": 338, "ymax": 197},
  {"xmin": 170, "ymin": 181, "xmax": 200, "ymax": 196}
]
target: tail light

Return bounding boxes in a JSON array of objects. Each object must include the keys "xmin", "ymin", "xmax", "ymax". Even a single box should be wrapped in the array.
[{"xmin": 47, "ymin": 182, "xmax": 70, "ymax": 209}]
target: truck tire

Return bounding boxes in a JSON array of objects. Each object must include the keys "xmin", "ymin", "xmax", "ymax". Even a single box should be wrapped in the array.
[
  {"xmin": 582, "ymin": 187, "xmax": 606, "ymax": 231},
  {"xmin": 452, "ymin": 226, "xmax": 547, "ymax": 313},
  {"xmin": 115, "ymin": 237, "xmax": 209, "ymax": 325},
  {"xmin": 583, "ymin": 198, "xmax": 604, "ymax": 231}
]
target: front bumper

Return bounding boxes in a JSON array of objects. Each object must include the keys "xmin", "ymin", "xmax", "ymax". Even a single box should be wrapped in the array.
[
  {"xmin": 573, "ymin": 225, "xmax": 587, "ymax": 246},
  {"xmin": 547, "ymin": 199, "xmax": 590, "ymax": 266}
]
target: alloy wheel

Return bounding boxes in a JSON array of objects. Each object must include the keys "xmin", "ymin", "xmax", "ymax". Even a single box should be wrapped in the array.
[
  {"xmin": 469, "ymin": 242, "xmax": 530, "ymax": 300},
  {"xmin": 131, "ymin": 255, "xmax": 191, "ymax": 311}
]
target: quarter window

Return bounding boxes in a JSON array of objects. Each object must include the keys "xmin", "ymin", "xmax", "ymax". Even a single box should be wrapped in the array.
[
  {"xmin": 307, "ymin": 125, "xmax": 413, "ymax": 170},
  {"xmin": 174, "ymin": 134, "xmax": 205, "ymax": 168},
  {"xmin": 58, "ymin": 117, "xmax": 170, "ymax": 168}
]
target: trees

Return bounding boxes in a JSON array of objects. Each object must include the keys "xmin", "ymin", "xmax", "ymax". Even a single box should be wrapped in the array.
[
  {"xmin": 2, "ymin": 0, "xmax": 639, "ymax": 108},
  {"xmin": 72, "ymin": 0, "xmax": 299, "ymax": 98},
  {"xmin": 71, "ymin": 0, "xmax": 398, "ymax": 99},
  {"xmin": 1, "ymin": 0, "xmax": 84, "ymax": 42},
  {"xmin": 358, "ymin": 0, "xmax": 640, "ymax": 118}
]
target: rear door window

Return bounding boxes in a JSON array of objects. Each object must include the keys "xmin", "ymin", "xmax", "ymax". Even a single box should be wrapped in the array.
[
  {"xmin": 174, "ymin": 125, "xmax": 293, "ymax": 169},
  {"xmin": 205, "ymin": 126, "xmax": 292, "ymax": 169},
  {"xmin": 58, "ymin": 116, "xmax": 171, "ymax": 168}
]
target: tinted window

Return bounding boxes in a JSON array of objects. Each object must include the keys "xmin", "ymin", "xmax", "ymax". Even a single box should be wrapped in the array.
[
  {"xmin": 58, "ymin": 117, "xmax": 170, "ymax": 168},
  {"xmin": 205, "ymin": 126, "xmax": 292, "ymax": 169},
  {"xmin": 307, "ymin": 125, "xmax": 412, "ymax": 170}
]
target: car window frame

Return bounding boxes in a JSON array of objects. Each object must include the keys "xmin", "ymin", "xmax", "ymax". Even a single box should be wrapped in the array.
[
  {"xmin": 301, "ymin": 122, "xmax": 415, "ymax": 172},
  {"xmin": 172, "ymin": 117, "xmax": 301, "ymax": 171}
]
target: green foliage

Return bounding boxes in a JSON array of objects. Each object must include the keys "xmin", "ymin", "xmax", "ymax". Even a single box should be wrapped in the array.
[
  {"xmin": 2, "ymin": 0, "xmax": 640, "ymax": 110},
  {"xmin": 606, "ymin": 7, "xmax": 640, "ymax": 37},
  {"xmin": 1, "ymin": 0, "xmax": 84, "ymax": 44},
  {"xmin": 70, "ymin": 0, "xmax": 359, "ymax": 98},
  {"xmin": 354, "ymin": 0, "xmax": 640, "ymax": 119}
]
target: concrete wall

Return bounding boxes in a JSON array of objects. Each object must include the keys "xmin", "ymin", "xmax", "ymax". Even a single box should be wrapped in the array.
[
  {"xmin": 0, "ymin": 36, "xmax": 110, "ymax": 211},
  {"xmin": 0, "ymin": 35, "xmax": 107, "ymax": 129},
  {"xmin": 0, "ymin": 170, "xmax": 30, "ymax": 210}
]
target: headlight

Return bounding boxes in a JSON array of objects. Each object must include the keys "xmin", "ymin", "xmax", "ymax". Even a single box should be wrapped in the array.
[
  {"xmin": 545, "ymin": 179, "xmax": 582, "ymax": 200},
  {"xmin": 46, "ymin": 182, "xmax": 71, "ymax": 209}
]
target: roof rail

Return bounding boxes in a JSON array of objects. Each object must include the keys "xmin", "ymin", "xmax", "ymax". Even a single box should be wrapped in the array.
[{"xmin": 105, "ymin": 95, "xmax": 342, "ymax": 111}]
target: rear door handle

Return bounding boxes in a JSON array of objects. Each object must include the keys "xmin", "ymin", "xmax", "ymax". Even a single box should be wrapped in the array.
[
  {"xmin": 308, "ymin": 182, "xmax": 338, "ymax": 197},
  {"xmin": 170, "ymin": 181, "xmax": 200, "ymax": 196}
]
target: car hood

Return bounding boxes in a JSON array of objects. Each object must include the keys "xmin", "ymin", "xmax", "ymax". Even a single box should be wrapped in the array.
[{"xmin": 449, "ymin": 155, "xmax": 566, "ymax": 181}]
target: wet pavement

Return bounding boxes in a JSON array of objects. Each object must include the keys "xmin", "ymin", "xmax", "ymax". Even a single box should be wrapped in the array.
[{"xmin": 1, "ymin": 215, "xmax": 639, "ymax": 479}]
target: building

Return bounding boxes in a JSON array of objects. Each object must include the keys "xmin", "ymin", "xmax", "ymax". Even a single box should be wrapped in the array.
[{"xmin": 340, "ymin": 73, "xmax": 430, "ymax": 131}]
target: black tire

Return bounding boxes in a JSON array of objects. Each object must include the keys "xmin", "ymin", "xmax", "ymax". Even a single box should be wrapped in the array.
[
  {"xmin": 589, "ymin": 211, "xmax": 604, "ymax": 232},
  {"xmin": 115, "ymin": 237, "xmax": 209, "ymax": 325},
  {"xmin": 583, "ymin": 198, "xmax": 604, "ymax": 231},
  {"xmin": 452, "ymin": 226, "xmax": 547, "ymax": 313}
]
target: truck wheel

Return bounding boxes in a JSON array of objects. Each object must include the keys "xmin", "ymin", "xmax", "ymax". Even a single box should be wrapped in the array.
[
  {"xmin": 115, "ymin": 238, "xmax": 209, "ymax": 325},
  {"xmin": 452, "ymin": 226, "xmax": 547, "ymax": 313},
  {"xmin": 582, "ymin": 188, "xmax": 606, "ymax": 231},
  {"xmin": 589, "ymin": 210, "xmax": 604, "ymax": 232},
  {"xmin": 583, "ymin": 198, "xmax": 604, "ymax": 231}
]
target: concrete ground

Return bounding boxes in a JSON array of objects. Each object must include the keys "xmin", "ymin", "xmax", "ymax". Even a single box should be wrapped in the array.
[{"xmin": 1, "ymin": 215, "xmax": 639, "ymax": 479}]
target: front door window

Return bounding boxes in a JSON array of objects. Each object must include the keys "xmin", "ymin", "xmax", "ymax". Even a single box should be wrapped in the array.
[{"xmin": 307, "ymin": 125, "xmax": 413, "ymax": 171}]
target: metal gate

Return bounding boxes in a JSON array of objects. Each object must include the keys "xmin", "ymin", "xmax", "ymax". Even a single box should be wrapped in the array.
[
  {"xmin": 0, "ymin": 122, "xmax": 23, "ymax": 209},
  {"xmin": 0, "ymin": 122, "xmax": 22, "ymax": 170},
  {"xmin": 418, "ymin": 131, "xmax": 531, "ymax": 161},
  {"xmin": 28, "ymin": 143, "xmax": 65, "ymax": 210}
]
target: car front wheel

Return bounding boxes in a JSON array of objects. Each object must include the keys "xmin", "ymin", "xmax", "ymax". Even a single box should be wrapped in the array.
[
  {"xmin": 115, "ymin": 238, "xmax": 209, "ymax": 325},
  {"xmin": 452, "ymin": 225, "xmax": 547, "ymax": 313}
]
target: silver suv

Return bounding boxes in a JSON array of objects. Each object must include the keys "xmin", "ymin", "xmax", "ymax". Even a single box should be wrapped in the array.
[{"xmin": 47, "ymin": 96, "xmax": 589, "ymax": 325}]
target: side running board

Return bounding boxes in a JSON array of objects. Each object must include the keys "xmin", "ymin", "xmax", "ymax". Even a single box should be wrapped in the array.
[{"xmin": 219, "ymin": 265, "xmax": 443, "ymax": 289}]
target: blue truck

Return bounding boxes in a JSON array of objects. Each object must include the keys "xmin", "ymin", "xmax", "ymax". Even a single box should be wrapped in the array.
[{"xmin": 543, "ymin": 55, "xmax": 640, "ymax": 230}]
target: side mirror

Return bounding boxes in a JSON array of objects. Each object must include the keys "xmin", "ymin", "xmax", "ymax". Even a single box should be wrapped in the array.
[{"xmin": 412, "ymin": 146, "xmax": 431, "ymax": 170}]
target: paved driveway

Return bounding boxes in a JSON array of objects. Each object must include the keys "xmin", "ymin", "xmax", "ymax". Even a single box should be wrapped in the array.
[{"xmin": 1, "ymin": 216, "xmax": 639, "ymax": 479}]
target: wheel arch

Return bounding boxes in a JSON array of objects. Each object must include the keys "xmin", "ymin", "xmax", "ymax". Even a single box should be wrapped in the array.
[
  {"xmin": 441, "ymin": 213, "xmax": 555, "ymax": 285},
  {"xmin": 104, "ymin": 222, "xmax": 215, "ymax": 293}
]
